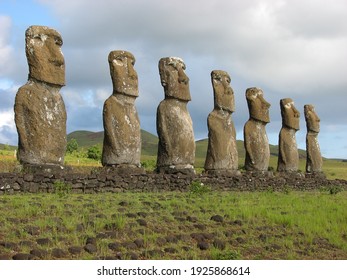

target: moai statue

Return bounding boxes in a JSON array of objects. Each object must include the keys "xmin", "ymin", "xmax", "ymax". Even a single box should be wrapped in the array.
[
  {"xmin": 277, "ymin": 98, "xmax": 300, "ymax": 173},
  {"xmin": 156, "ymin": 57, "xmax": 195, "ymax": 174},
  {"xmin": 204, "ymin": 70, "xmax": 239, "ymax": 175},
  {"xmin": 243, "ymin": 87, "xmax": 271, "ymax": 172},
  {"xmin": 102, "ymin": 50, "xmax": 142, "ymax": 171},
  {"xmin": 304, "ymin": 104, "xmax": 323, "ymax": 176},
  {"xmin": 14, "ymin": 25, "xmax": 67, "ymax": 171}
]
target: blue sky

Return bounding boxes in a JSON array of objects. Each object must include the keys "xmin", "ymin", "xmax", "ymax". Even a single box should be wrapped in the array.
[{"xmin": 1, "ymin": 0, "xmax": 347, "ymax": 159}]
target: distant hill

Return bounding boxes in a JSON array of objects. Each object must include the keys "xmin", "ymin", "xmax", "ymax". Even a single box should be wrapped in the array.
[
  {"xmin": 67, "ymin": 130, "xmax": 104, "ymax": 148},
  {"xmin": 0, "ymin": 144, "xmax": 17, "ymax": 151},
  {"xmin": 67, "ymin": 130, "xmax": 159, "ymax": 156},
  {"xmin": 67, "ymin": 130, "xmax": 306, "ymax": 160}
]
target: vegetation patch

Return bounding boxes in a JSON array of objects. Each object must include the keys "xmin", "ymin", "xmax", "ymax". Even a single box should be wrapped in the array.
[
  {"xmin": 189, "ymin": 181, "xmax": 211, "ymax": 196},
  {"xmin": 0, "ymin": 191, "xmax": 346, "ymax": 260},
  {"xmin": 53, "ymin": 181, "xmax": 72, "ymax": 198}
]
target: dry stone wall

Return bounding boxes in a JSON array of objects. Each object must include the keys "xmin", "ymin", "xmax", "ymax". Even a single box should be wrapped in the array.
[{"xmin": 1, "ymin": 171, "xmax": 346, "ymax": 195}]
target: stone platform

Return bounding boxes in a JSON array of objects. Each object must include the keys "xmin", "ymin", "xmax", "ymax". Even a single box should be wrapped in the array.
[{"xmin": 0, "ymin": 168, "xmax": 346, "ymax": 194}]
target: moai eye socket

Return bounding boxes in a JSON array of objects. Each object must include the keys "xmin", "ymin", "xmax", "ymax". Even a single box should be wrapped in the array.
[
  {"xmin": 54, "ymin": 37, "xmax": 63, "ymax": 46},
  {"xmin": 113, "ymin": 56, "xmax": 125, "ymax": 66}
]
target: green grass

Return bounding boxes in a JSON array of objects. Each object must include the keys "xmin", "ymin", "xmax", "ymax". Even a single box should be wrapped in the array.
[{"xmin": 0, "ymin": 190, "xmax": 346, "ymax": 260}]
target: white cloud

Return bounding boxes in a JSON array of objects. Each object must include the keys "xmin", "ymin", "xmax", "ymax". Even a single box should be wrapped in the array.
[
  {"xmin": 0, "ymin": 109, "xmax": 16, "ymax": 144},
  {"xmin": 0, "ymin": 109, "xmax": 15, "ymax": 129},
  {"xmin": 94, "ymin": 88, "xmax": 110, "ymax": 106},
  {"xmin": 0, "ymin": 15, "xmax": 15, "ymax": 76},
  {"xmin": 38, "ymin": 0, "xmax": 347, "ymax": 95}
]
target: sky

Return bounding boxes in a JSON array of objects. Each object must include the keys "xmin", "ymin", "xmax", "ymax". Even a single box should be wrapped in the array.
[{"xmin": 0, "ymin": 0, "xmax": 347, "ymax": 159}]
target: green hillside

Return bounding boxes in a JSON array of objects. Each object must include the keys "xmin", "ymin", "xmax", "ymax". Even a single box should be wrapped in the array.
[
  {"xmin": 0, "ymin": 144, "xmax": 17, "ymax": 151},
  {"xmin": 67, "ymin": 130, "xmax": 104, "ymax": 148},
  {"xmin": 141, "ymin": 130, "xmax": 159, "ymax": 156},
  {"xmin": 68, "ymin": 130, "xmax": 307, "ymax": 161},
  {"xmin": 67, "ymin": 130, "xmax": 159, "ymax": 156}
]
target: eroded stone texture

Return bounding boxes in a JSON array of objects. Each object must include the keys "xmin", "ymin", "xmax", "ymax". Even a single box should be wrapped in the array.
[
  {"xmin": 156, "ymin": 57, "xmax": 195, "ymax": 173},
  {"xmin": 304, "ymin": 104, "xmax": 323, "ymax": 174},
  {"xmin": 204, "ymin": 70, "xmax": 238, "ymax": 174},
  {"xmin": 14, "ymin": 25, "xmax": 67, "ymax": 167},
  {"xmin": 243, "ymin": 87, "xmax": 270, "ymax": 171},
  {"xmin": 102, "ymin": 51, "xmax": 141, "ymax": 168},
  {"xmin": 277, "ymin": 98, "xmax": 300, "ymax": 172}
]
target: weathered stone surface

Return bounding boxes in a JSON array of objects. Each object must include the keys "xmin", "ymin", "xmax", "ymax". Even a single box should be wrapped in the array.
[
  {"xmin": 25, "ymin": 26, "xmax": 65, "ymax": 86},
  {"xmin": 204, "ymin": 70, "xmax": 239, "ymax": 174},
  {"xmin": 102, "ymin": 50, "xmax": 141, "ymax": 168},
  {"xmin": 277, "ymin": 98, "xmax": 300, "ymax": 172},
  {"xmin": 243, "ymin": 88, "xmax": 270, "ymax": 171},
  {"xmin": 156, "ymin": 57, "xmax": 195, "ymax": 173},
  {"xmin": 0, "ymin": 171, "xmax": 346, "ymax": 193},
  {"xmin": 304, "ymin": 104, "xmax": 323, "ymax": 174},
  {"xmin": 14, "ymin": 25, "xmax": 66, "ymax": 167}
]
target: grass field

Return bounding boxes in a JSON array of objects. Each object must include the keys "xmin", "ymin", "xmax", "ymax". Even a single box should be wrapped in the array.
[
  {"xmin": 0, "ymin": 190, "xmax": 346, "ymax": 260},
  {"xmin": 1, "ymin": 146, "xmax": 346, "ymax": 260}
]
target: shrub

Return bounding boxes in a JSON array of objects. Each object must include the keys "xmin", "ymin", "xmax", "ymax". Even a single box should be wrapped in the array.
[
  {"xmin": 87, "ymin": 145, "xmax": 102, "ymax": 160},
  {"xmin": 141, "ymin": 159, "xmax": 156, "ymax": 171},
  {"xmin": 66, "ymin": 138, "xmax": 79, "ymax": 154},
  {"xmin": 329, "ymin": 186, "xmax": 343, "ymax": 195}
]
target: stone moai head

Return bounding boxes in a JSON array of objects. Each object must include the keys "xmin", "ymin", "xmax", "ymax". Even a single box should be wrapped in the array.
[
  {"xmin": 211, "ymin": 70, "xmax": 235, "ymax": 113},
  {"xmin": 246, "ymin": 87, "xmax": 270, "ymax": 123},
  {"xmin": 280, "ymin": 98, "xmax": 300, "ymax": 130},
  {"xmin": 25, "ymin": 25, "xmax": 65, "ymax": 86},
  {"xmin": 158, "ymin": 57, "xmax": 191, "ymax": 101},
  {"xmin": 304, "ymin": 104, "xmax": 320, "ymax": 133},
  {"xmin": 109, "ymin": 50, "xmax": 138, "ymax": 97}
]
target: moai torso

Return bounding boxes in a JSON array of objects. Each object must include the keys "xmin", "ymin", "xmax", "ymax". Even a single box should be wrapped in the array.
[
  {"xmin": 204, "ymin": 70, "xmax": 238, "ymax": 173},
  {"xmin": 102, "ymin": 51, "xmax": 141, "ymax": 167},
  {"xmin": 304, "ymin": 104, "xmax": 323, "ymax": 174},
  {"xmin": 156, "ymin": 57, "xmax": 195, "ymax": 173},
  {"xmin": 243, "ymin": 88, "xmax": 270, "ymax": 171},
  {"xmin": 277, "ymin": 98, "xmax": 300, "ymax": 172},
  {"xmin": 14, "ymin": 25, "xmax": 67, "ymax": 167},
  {"xmin": 156, "ymin": 98, "xmax": 195, "ymax": 169}
]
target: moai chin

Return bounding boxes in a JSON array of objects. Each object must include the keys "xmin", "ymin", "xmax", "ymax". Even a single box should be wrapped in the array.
[
  {"xmin": 156, "ymin": 57, "xmax": 195, "ymax": 174},
  {"xmin": 102, "ymin": 50, "xmax": 142, "ymax": 171},
  {"xmin": 204, "ymin": 70, "xmax": 239, "ymax": 175},
  {"xmin": 304, "ymin": 104, "xmax": 324, "ymax": 176},
  {"xmin": 243, "ymin": 87, "xmax": 271, "ymax": 172},
  {"xmin": 14, "ymin": 25, "xmax": 67, "ymax": 170},
  {"xmin": 277, "ymin": 98, "xmax": 300, "ymax": 173}
]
